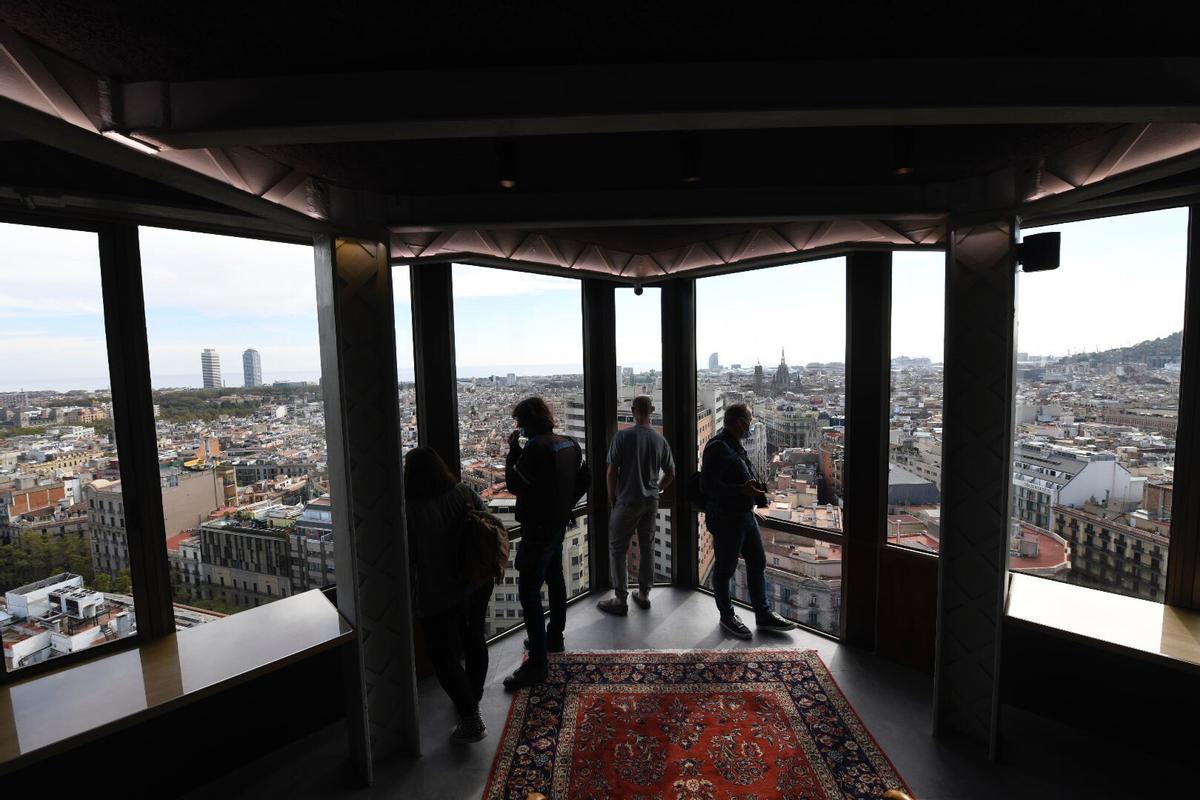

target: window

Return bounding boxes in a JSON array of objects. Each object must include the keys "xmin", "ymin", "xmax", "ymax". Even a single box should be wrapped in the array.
[
  {"xmin": 451, "ymin": 264, "xmax": 588, "ymax": 638},
  {"xmin": 615, "ymin": 287, "xmax": 671, "ymax": 584},
  {"xmin": 393, "ymin": 265, "xmax": 419, "ymax": 455},
  {"xmin": 1009, "ymin": 209, "xmax": 1185, "ymax": 603},
  {"xmin": 887, "ymin": 252, "xmax": 945, "ymax": 554},
  {"xmin": 696, "ymin": 258, "xmax": 847, "ymax": 636},
  {"xmin": 140, "ymin": 227, "xmax": 333, "ymax": 620},
  {"xmin": 0, "ymin": 222, "xmax": 137, "ymax": 673}
]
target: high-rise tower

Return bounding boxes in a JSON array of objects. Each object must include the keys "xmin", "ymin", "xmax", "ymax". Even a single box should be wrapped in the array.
[
  {"xmin": 201, "ymin": 349, "xmax": 223, "ymax": 389},
  {"xmin": 243, "ymin": 348, "xmax": 263, "ymax": 387}
]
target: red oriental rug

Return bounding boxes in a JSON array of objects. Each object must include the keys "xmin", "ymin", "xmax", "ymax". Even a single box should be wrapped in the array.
[{"xmin": 483, "ymin": 649, "xmax": 912, "ymax": 800}]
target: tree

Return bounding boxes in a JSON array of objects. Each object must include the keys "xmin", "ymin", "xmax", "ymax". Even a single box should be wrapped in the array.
[{"xmin": 115, "ymin": 569, "xmax": 132, "ymax": 594}]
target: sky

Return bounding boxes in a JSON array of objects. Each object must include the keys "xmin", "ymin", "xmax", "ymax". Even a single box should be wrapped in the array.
[
  {"xmin": 0, "ymin": 223, "xmax": 319, "ymax": 391},
  {"xmin": 1, "ymin": 207, "xmax": 1191, "ymax": 391}
]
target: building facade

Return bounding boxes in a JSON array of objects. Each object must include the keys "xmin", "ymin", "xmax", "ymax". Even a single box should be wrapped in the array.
[
  {"xmin": 201, "ymin": 348, "xmax": 223, "ymax": 389},
  {"xmin": 243, "ymin": 348, "xmax": 263, "ymax": 387},
  {"xmin": 1052, "ymin": 505, "xmax": 1168, "ymax": 601},
  {"xmin": 1012, "ymin": 443, "xmax": 1142, "ymax": 530}
]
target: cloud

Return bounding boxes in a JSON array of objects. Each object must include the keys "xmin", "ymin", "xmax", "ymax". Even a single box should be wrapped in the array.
[
  {"xmin": 450, "ymin": 264, "xmax": 579, "ymax": 298},
  {"xmin": 139, "ymin": 227, "xmax": 317, "ymax": 318},
  {"xmin": 0, "ymin": 222, "xmax": 105, "ymax": 317}
]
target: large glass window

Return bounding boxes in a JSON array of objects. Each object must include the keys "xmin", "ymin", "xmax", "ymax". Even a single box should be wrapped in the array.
[
  {"xmin": 393, "ymin": 265, "xmax": 418, "ymax": 454},
  {"xmin": 140, "ymin": 227, "xmax": 331, "ymax": 621},
  {"xmin": 451, "ymin": 264, "xmax": 588, "ymax": 638},
  {"xmin": 888, "ymin": 253, "xmax": 945, "ymax": 554},
  {"xmin": 1, "ymin": 222, "xmax": 136, "ymax": 672},
  {"xmin": 695, "ymin": 258, "xmax": 846, "ymax": 635},
  {"xmin": 1010, "ymin": 209, "xmax": 1186, "ymax": 603},
  {"xmin": 614, "ymin": 287, "xmax": 672, "ymax": 584}
]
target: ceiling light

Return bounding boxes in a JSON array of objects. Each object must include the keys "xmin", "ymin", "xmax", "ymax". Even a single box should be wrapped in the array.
[
  {"xmin": 102, "ymin": 130, "xmax": 160, "ymax": 155},
  {"xmin": 892, "ymin": 127, "xmax": 916, "ymax": 177},
  {"xmin": 495, "ymin": 139, "xmax": 517, "ymax": 189},
  {"xmin": 681, "ymin": 134, "xmax": 702, "ymax": 184}
]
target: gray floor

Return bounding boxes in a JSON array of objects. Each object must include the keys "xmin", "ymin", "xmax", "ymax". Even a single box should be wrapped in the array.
[{"xmin": 187, "ymin": 588, "xmax": 1191, "ymax": 799}]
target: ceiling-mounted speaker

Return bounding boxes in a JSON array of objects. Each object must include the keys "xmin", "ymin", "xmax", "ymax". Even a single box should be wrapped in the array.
[{"xmin": 1018, "ymin": 232, "xmax": 1061, "ymax": 272}]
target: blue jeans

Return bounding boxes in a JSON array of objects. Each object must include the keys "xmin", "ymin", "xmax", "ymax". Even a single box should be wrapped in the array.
[
  {"xmin": 515, "ymin": 525, "xmax": 567, "ymax": 669},
  {"xmin": 708, "ymin": 510, "xmax": 769, "ymax": 618}
]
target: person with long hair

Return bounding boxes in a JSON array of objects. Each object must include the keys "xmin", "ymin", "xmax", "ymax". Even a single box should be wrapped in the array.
[
  {"xmin": 404, "ymin": 446, "xmax": 492, "ymax": 743},
  {"xmin": 501, "ymin": 397, "xmax": 590, "ymax": 691}
]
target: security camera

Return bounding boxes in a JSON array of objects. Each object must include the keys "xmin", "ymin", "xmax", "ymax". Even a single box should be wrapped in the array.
[{"xmin": 634, "ymin": 280, "xmax": 644, "ymax": 296}]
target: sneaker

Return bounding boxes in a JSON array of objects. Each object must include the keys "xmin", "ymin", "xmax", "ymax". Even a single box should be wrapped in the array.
[
  {"xmin": 631, "ymin": 590, "xmax": 651, "ymax": 610},
  {"xmin": 449, "ymin": 711, "xmax": 487, "ymax": 744},
  {"xmin": 756, "ymin": 611, "xmax": 798, "ymax": 631},
  {"xmin": 523, "ymin": 636, "xmax": 565, "ymax": 653},
  {"xmin": 503, "ymin": 662, "xmax": 548, "ymax": 692},
  {"xmin": 720, "ymin": 614, "xmax": 753, "ymax": 640},
  {"xmin": 597, "ymin": 597, "xmax": 629, "ymax": 616}
]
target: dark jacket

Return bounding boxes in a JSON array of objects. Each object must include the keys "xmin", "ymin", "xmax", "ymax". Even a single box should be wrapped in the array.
[
  {"xmin": 405, "ymin": 483, "xmax": 487, "ymax": 618},
  {"xmin": 505, "ymin": 431, "xmax": 590, "ymax": 533},
  {"xmin": 700, "ymin": 429, "xmax": 757, "ymax": 516}
]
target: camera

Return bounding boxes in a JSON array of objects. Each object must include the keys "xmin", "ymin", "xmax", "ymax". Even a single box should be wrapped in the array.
[{"xmin": 752, "ymin": 480, "xmax": 769, "ymax": 509}]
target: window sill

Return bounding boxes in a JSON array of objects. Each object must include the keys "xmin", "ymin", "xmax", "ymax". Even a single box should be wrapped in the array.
[
  {"xmin": 0, "ymin": 589, "xmax": 353, "ymax": 774},
  {"xmin": 1005, "ymin": 572, "xmax": 1200, "ymax": 673}
]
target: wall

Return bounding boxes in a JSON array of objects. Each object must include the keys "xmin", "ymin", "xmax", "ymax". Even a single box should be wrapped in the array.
[
  {"xmin": 876, "ymin": 546, "xmax": 938, "ymax": 671},
  {"xmin": 162, "ymin": 470, "xmax": 225, "ymax": 537},
  {"xmin": 1002, "ymin": 621, "xmax": 1200, "ymax": 759},
  {"xmin": 4, "ymin": 641, "xmax": 347, "ymax": 794}
]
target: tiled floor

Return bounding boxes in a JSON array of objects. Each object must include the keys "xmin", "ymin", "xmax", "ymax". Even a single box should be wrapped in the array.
[{"xmin": 186, "ymin": 588, "xmax": 1191, "ymax": 799}]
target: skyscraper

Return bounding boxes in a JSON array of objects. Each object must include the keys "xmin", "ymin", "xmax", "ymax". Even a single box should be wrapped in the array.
[
  {"xmin": 201, "ymin": 349, "xmax": 223, "ymax": 389},
  {"xmin": 243, "ymin": 348, "xmax": 263, "ymax": 387},
  {"xmin": 708, "ymin": 352, "xmax": 719, "ymax": 370}
]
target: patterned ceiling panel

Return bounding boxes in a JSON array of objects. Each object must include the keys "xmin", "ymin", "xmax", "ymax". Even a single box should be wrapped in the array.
[{"xmin": 391, "ymin": 216, "xmax": 944, "ymax": 278}]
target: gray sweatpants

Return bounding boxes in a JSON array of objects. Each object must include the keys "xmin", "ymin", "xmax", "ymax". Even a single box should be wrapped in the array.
[{"xmin": 608, "ymin": 497, "xmax": 658, "ymax": 601}]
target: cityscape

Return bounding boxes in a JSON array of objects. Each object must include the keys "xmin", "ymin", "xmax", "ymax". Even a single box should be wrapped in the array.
[{"xmin": 1, "ymin": 212, "xmax": 1184, "ymax": 669}]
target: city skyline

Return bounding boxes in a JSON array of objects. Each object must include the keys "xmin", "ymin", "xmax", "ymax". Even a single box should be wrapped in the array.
[{"xmin": 3, "ymin": 208, "xmax": 1189, "ymax": 390}]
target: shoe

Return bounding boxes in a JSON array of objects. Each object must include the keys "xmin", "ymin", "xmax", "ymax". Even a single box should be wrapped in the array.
[
  {"xmin": 631, "ymin": 590, "xmax": 651, "ymax": 610},
  {"xmin": 503, "ymin": 662, "xmax": 548, "ymax": 692},
  {"xmin": 449, "ymin": 711, "xmax": 487, "ymax": 744},
  {"xmin": 597, "ymin": 597, "xmax": 628, "ymax": 616},
  {"xmin": 523, "ymin": 636, "xmax": 565, "ymax": 653},
  {"xmin": 756, "ymin": 611, "xmax": 798, "ymax": 631},
  {"xmin": 720, "ymin": 614, "xmax": 753, "ymax": 640}
]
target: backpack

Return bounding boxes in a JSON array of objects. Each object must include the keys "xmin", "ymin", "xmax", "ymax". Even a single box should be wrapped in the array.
[
  {"xmin": 457, "ymin": 508, "xmax": 510, "ymax": 587},
  {"xmin": 684, "ymin": 439, "xmax": 724, "ymax": 512},
  {"xmin": 684, "ymin": 471, "xmax": 708, "ymax": 512}
]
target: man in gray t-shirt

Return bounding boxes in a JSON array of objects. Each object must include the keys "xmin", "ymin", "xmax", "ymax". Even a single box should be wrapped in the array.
[{"xmin": 598, "ymin": 395, "xmax": 676, "ymax": 615}]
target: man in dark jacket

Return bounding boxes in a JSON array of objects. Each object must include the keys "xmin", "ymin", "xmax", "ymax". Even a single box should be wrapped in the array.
[
  {"xmin": 701, "ymin": 403, "xmax": 797, "ymax": 639},
  {"xmin": 503, "ymin": 396, "xmax": 591, "ymax": 690}
]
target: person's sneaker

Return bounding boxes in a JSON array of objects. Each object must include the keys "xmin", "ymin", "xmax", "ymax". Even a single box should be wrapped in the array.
[
  {"xmin": 631, "ymin": 590, "xmax": 651, "ymax": 610},
  {"xmin": 523, "ymin": 636, "xmax": 565, "ymax": 653},
  {"xmin": 597, "ymin": 597, "xmax": 629, "ymax": 616},
  {"xmin": 503, "ymin": 662, "xmax": 548, "ymax": 692},
  {"xmin": 720, "ymin": 614, "xmax": 753, "ymax": 640},
  {"xmin": 756, "ymin": 611, "xmax": 798, "ymax": 631},
  {"xmin": 449, "ymin": 711, "xmax": 487, "ymax": 744}
]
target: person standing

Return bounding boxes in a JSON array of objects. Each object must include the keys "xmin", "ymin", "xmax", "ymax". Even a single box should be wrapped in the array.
[
  {"xmin": 404, "ymin": 446, "xmax": 492, "ymax": 743},
  {"xmin": 701, "ymin": 403, "xmax": 797, "ymax": 639},
  {"xmin": 597, "ymin": 395, "xmax": 675, "ymax": 616},
  {"xmin": 502, "ymin": 397, "xmax": 590, "ymax": 691}
]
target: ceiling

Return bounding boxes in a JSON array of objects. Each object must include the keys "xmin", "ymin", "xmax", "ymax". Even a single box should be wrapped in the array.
[{"xmin": 4, "ymin": 6, "xmax": 1200, "ymax": 279}]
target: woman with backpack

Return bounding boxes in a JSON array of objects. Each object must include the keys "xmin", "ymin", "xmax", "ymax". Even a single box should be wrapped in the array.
[{"xmin": 404, "ymin": 446, "xmax": 495, "ymax": 744}]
